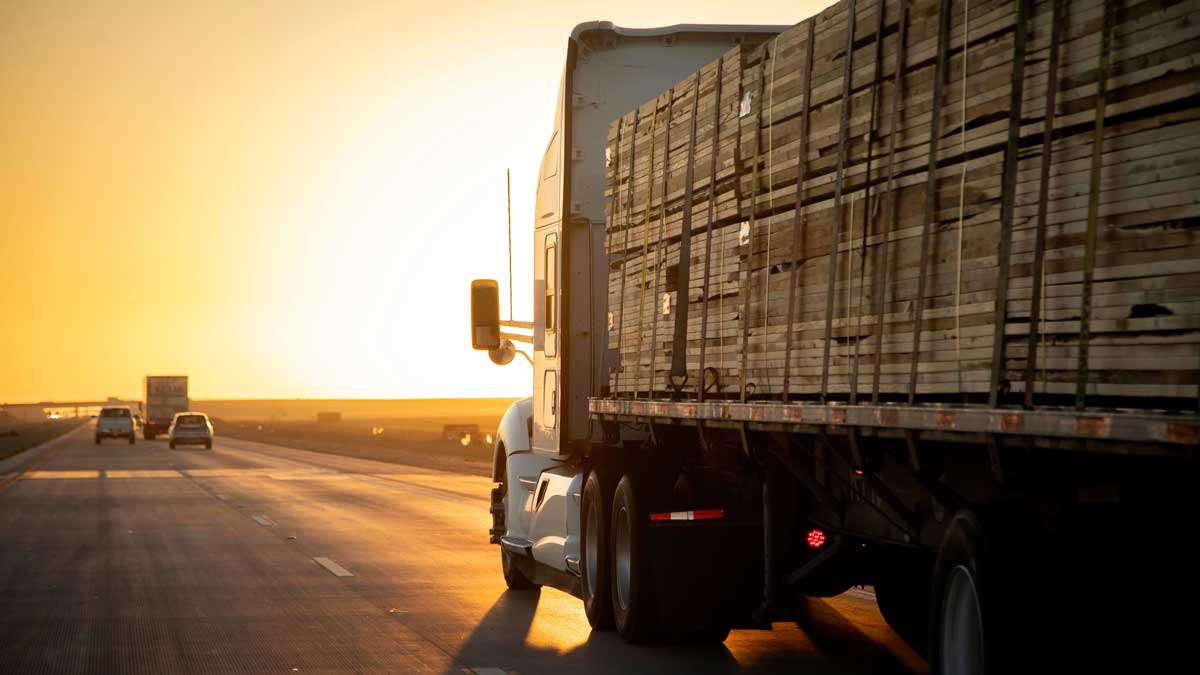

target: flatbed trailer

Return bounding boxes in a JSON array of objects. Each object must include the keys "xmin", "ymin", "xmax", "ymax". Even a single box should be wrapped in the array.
[{"xmin": 470, "ymin": 0, "xmax": 1200, "ymax": 670}]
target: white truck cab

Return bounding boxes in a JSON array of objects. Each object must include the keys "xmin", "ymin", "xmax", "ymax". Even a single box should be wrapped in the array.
[{"xmin": 475, "ymin": 19, "xmax": 784, "ymax": 615}]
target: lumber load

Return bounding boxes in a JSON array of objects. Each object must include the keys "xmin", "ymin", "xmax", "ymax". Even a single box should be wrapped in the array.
[{"xmin": 605, "ymin": 0, "xmax": 1200, "ymax": 411}]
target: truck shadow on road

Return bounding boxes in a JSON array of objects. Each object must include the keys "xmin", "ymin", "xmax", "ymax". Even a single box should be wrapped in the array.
[
  {"xmin": 453, "ymin": 589, "xmax": 924, "ymax": 674},
  {"xmin": 453, "ymin": 589, "xmax": 743, "ymax": 674}
]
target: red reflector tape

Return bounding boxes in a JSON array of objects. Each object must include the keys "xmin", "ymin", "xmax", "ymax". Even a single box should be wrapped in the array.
[{"xmin": 649, "ymin": 509, "xmax": 725, "ymax": 522}]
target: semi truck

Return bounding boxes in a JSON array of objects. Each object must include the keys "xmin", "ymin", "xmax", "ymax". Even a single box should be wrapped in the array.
[
  {"xmin": 143, "ymin": 375, "xmax": 188, "ymax": 440},
  {"xmin": 471, "ymin": 1, "xmax": 1199, "ymax": 672}
]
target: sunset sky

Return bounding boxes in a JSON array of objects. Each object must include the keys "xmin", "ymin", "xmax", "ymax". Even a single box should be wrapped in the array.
[{"xmin": 1, "ymin": 0, "xmax": 818, "ymax": 402}]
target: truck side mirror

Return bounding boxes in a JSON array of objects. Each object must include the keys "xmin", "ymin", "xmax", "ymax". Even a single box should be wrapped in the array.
[{"xmin": 471, "ymin": 279, "xmax": 501, "ymax": 350}]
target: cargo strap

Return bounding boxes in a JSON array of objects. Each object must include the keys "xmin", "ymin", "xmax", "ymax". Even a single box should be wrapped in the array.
[
  {"xmin": 1077, "ymin": 0, "xmax": 1114, "ymax": 410},
  {"xmin": 634, "ymin": 98, "xmax": 661, "ymax": 399}
]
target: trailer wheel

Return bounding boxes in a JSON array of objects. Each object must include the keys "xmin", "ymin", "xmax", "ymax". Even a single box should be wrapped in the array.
[
  {"xmin": 581, "ymin": 469, "xmax": 614, "ymax": 630},
  {"xmin": 930, "ymin": 510, "xmax": 1029, "ymax": 675},
  {"xmin": 610, "ymin": 474, "xmax": 656, "ymax": 643}
]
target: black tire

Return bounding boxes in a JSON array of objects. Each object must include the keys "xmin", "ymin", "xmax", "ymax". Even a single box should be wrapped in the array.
[
  {"xmin": 94, "ymin": 437, "xmax": 100, "ymax": 445},
  {"xmin": 501, "ymin": 546, "xmax": 536, "ymax": 590},
  {"xmin": 128, "ymin": 435, "xmax": 135, "ymax": 445},
  {"xmin": 205, "ymin": 440, "xmax": 212, "ymax": 450},
  {"xmin": 610, "ymin": 474, "xmax": 656, "ymax": 643},
  {"xmin": 169, "ymin": 441, "xmax": 176, "ymax": 450},
  {"xmin": 497, "ymin": 471, "xmax": 536, "ymax": 590},
  {"xmin": 929, "ymin": 510, "xmax": 1033, "ymax": 675},
  {"xmin": 581, "ymin": 469, "xmax": 614, "ymax": 630}
]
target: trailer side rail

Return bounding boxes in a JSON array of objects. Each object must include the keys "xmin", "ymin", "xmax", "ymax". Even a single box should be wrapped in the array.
[{"xmin": 590, "ymin": 398, "xmax": 1198, "ymax": 450}]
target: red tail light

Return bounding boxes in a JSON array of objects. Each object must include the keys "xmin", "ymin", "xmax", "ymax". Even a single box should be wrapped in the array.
[{"xmin": 807, "ymin": 529, "xmax": 826, "ymax": 549}]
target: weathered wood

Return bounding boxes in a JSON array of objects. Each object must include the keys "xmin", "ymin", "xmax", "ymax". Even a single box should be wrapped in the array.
[{"xmin": 606, "ymin": 0, "xmax": 1200, "ymax": 409}]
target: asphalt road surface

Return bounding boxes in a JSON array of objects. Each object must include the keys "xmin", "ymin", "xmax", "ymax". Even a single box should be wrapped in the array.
[{"xmin": 0, "ymin": 424, "xmax": 926, "ymax": 674}]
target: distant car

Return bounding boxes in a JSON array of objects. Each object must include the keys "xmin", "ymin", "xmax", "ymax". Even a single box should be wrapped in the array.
[
  {"xmin": 169, "ymin": 412, "xmax": 213, "ymax": 450},
  {"xmin": 95, "ymin": 407, "xmax": 136, "ymax": 445}
]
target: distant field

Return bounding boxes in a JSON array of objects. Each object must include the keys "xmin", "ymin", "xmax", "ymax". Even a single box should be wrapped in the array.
[
  {"xmin": 0, "ymin": 419, "xmax": 84, "ymax": 463},
  {"xmin": 207, "ymin": 398, "xmax": 521, "ymax": 476},
  {"xmin": 194, "ymin": 398, "xmax": 518, "ymax": 427}
]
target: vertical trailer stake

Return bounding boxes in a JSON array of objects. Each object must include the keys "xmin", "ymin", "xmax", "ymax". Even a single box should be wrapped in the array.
[
  {"xmin": 635, "ymin": 98, "xmax": 662, "ymax": 399},
  {"xmin": 873, "ymin": 0, "xmax": 908, "ymax": 404},
  {"xmin": 618, "ymin": 112, "xmax": 641, "ymax": 396},
  {"xmin": 989, "ymin": 0, "xmax": 1030, "ymax": 408},
  {"xmin": 651, "ymin": 90, "xmax": 676, "ymax": 397},
  {"xmin": 1024, "ymin": 0, "xmax": 1065, "ymax": 409},
  {"xmin": 670, "ymin": 77, "xmax": 702, "ymax": 395},
  {"xmin": 606, "ymin": 119, "xmax": 625, "ymax": 394},
  {"xmin": 1077, "ymin": 0, "xmax": 1115, "ymax": 410},
  {"xmin": 698, "ymin": 57, "xmax": 725, "ymax": 403},
  {"xmin": 782, "ymin": 20, "xmax": 815, "ymax": 402},
  {"xmin": 908, "ymin": 0, "xmax": 952, "ymax": 405},
  {"xmin": 851, "ymin": 0, "xmax": 886, "ymax": 406},
  {"xmin": 820, "ymin": 0, "xmax": 857, "ymax": 402},
  {"xmin": 740, "ymin": 51, "xmax": 770, "ymax": 402}
]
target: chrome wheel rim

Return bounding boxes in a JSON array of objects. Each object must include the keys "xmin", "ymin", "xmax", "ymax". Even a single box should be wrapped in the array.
[
  {"xmin": 613, "ymin": 504, "xmax": 631, "ymax": 611},
  {"xmin": 585, "ymin": 494, "xmax": 600, "ymax": 599},
  {"xmin": 942, "ymin": 565, "xmax": 985, "ymax": 675}
]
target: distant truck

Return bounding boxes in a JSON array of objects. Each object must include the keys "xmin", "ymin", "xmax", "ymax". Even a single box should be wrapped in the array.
[{"xmin": 143, "ymin": 375, "xmax": 188, "ymax": 440}]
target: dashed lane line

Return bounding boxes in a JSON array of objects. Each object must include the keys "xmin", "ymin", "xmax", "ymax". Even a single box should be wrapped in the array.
[{"xmin": 313, "ymin": 557, "xmax": 354, "ymax": 577}]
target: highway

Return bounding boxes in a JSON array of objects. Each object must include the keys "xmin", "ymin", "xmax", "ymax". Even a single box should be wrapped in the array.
[{"xmin": 0, "ymin": 424, "xmax": 926, "ymax": 674}]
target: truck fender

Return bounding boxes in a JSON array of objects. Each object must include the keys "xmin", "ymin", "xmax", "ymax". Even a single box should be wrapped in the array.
[{"xmin": 492, "ymin": 397, "xmax": 534, "ymax": 482}]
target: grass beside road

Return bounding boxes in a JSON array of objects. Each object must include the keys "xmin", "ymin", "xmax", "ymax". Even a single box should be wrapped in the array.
[
  {"xmin": 0, "ymin": 419, "xmax": 84, "ymax": 463},
  {"xmin": 212, "ymin": 413, "xmax": 506, "ymax": 477}
]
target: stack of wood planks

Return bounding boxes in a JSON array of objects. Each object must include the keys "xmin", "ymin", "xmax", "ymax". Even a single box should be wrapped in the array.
[{"xmin": 605, "ymin": 0, "xmax": 1200, "ymax": 411}]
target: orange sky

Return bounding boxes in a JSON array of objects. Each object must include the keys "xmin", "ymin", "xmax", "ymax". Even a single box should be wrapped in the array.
[{"xmin": 0, "ymin": 0, "xmax": 822, "ymax": 402}]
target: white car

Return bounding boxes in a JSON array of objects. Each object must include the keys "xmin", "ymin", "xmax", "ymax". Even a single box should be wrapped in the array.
[
  {"xmin": 168, "ymin": 412, "xmax": 213, "ymax": 450},
  {"xmin": 95, "ymin": 407, "xmax": 136, "ymax": 445}
]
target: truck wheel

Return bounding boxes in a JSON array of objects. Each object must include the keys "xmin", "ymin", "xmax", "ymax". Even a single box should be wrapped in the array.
[
  {"xmin": 205, "ymin": 440, "xmax": 212, "ymax": 450},
  {"xmin": 581, "ymin": 469, "xmax": 614, "ymax": 630},
  {"xmin": 501, "ymin": 547, "xmax": 536, "ymax": 590},
  {"xmin": 128, "ymin": 435, "xmax": 135, "ymax": 445},
  {"xmin": 610, "ymin": 474, "xmax": 656, "ymax": 643},
  {"xmin": 169, "ymin": 441, "xmax": 176, "ymax": 450},
  {"xmin": 930, "ymin": 510, "xmax": 1030, "ymax": 675},
  {"xmin": 94, "ymin": 436, "xmax": 100, "ymax": 445},
  {"xmin": 498, "ymin": 472, "xmax": 536, "ymax": 590}
]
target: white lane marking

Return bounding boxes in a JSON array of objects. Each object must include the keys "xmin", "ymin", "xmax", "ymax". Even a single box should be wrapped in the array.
[
  {"xmin": 313, "ymin": 557, "xmax": 354, "ymax": 577},
  {"xmin": 215, "ymin": 494, "xmax": 230, "ymax": 501},
  {"xmin": 468, "ymin": 668, "xmax": 509, "ymax": 675},
  {"xmin": 252, "ymin": 515, "xmax": 275, "ymax": 527}
]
